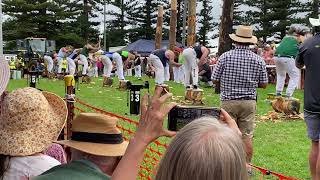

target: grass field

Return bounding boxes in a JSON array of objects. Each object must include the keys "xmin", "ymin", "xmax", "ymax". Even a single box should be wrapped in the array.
[{"xmin": 7, "ymin": 76, "xmax": 309, "ymax": 179}]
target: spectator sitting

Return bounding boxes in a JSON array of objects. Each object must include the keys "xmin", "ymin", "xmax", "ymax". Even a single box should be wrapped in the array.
[
  {"xmin": 34, "ymin": 113, "xmax": 129, "ymax": 180},
  {"xmin": 198, "ymin": 60, "xmax": 213, "ymax": 87},
  {"xmin": 111, "ymin": 87, "xmax": 247, "ymax": 180},
  {"xmin": 0, "ymin": 87, "xmax": 67, "ymax": 180}
]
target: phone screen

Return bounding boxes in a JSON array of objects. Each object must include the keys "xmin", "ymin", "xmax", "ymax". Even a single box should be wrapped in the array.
[{"xmin": 168, "ymin": 106, "xmax": 221, "ymax": 131}]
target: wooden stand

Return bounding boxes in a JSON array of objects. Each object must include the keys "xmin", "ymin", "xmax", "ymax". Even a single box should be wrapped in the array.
[
  {"xmin": 272, "ymin": 97, "xmax": 301, "ymax": 115},
  {"xmin": 119, "ymin": 80, "xmax": 129, "ymax": 90},
  {"xmin": 103, "ymin": 77, "xmax": 113, "ymax": 87},
  {"xmin": 192, "ymin": 89, "xmax": 204, "ymax": 105}
]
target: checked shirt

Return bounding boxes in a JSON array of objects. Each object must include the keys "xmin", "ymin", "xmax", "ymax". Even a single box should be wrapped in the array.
[{"xmin": 212, "ymin": 45, "xmax": 268, "ymax": 101}]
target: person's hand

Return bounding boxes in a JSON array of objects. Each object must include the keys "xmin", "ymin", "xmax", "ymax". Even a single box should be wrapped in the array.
[
  {"xmin": 219, "ymin": 109, "xmax": 242, "ymax": 136},
  {"xmin": 134, "ymin": 87, "xmax": 177, "ymax": 146}
]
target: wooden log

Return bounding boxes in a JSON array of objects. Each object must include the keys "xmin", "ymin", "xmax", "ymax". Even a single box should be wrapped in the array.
[
  {"xmin": 192, "ymin": 89, "xmax": 204, "ymax": 105},
  {"xmin": 119, "ymin": 80, "xmax": 129, "ymax": 90},
  {"xmin": 81, "ymin": 76, "xmax": 91, "ymax": 84},
  {"xmin": 187, "ymin": 0, "xmax": 197, "ymax": 46},
  {"xmin": 103, "ymin": 77, "xmax": 113, "ymax": 87},
  {"xmin": 217, "ymin": 0, "xmax": 235, "ymax": 56},
  {"xmin": 155, "ymin": 6, "xmax": 164, "ymax": 50},
  {"xmin": 185, "ymin": 88, "xmax": 193, "ymax": 101}
]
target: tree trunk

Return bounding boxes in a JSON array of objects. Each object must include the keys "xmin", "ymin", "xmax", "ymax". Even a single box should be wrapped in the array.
[
  {"xmin": 169, "ymin": 0, "xmax": 177, "ymax": 50},
  {"xmin": 155, "ymin": 6, "xmax": 164, "ymax": 49},
  {"xmin": 187, "ymin": 0, "xmax": 196, "ymax": 46},
  {"xmin": 145, "ymin": 0, "xmax": 152, "ymax": 39},
  {"xmin": 176, "ymin": 0, "xmax": 182, "ymax": 42},
  {"xmin": 218, "ymin": 0, "xmax": 234, "ymax": 56},
  {"xmin": 83, "ymin": 0, "xmax": 89, "ymax": 41},
  {"xmin": 169, "ymin": 0, "xmax": 177, "ymax": 80},
  {"xmin": 313, "ymin": 0, "xmax": 319, "ymax": 18}
]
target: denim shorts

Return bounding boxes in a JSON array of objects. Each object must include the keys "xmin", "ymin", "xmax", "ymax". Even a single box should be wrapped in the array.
[{"xmin": 305, "ymin": 111, "xmax": 320, "ymax": 141}]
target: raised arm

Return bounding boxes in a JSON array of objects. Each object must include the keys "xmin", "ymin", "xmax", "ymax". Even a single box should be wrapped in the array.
[{"xmin": 112, "ymin": 87, "xmax": 176, "ymax": 180}]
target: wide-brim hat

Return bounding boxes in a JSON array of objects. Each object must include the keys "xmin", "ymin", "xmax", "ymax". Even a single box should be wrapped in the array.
[
  {"xmin": 58, "ymin": 113, "xmax": 128, "ymax": 157},
  {"xmin": 0, "ymin": 58, "xmax": 10, "ymax": 96},
  {"xmin": 0, "ymin": 88, "xmax": 67, "ymax": 156},
  {"xmin": 229, "ymin": 25, "xmax": 258, "ymax": 44},
  {"xmin": 309, "ymin": 16, "xmax": 320, "ymax": 27}
]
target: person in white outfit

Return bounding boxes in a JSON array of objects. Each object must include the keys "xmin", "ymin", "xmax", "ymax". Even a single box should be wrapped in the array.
[
  {"xmin": 67, "ymin": 49, "xmax": 80, "ymax": 76},
  {"xmin": 274, "ymin": 25, "xmax": 304, "ymax": 97},
  {"xmin": 149, "ymin": 49, "xmax": 180, "ymax": 85},
  {"xmin": 101, "ymin": 53, "xmax": 113, "ymax": 78},
  {"xmin": 57, "ymin": 46, "xmax": 73, "ymax": 74},
  {"xmin": 183, "ymin": 45, "xmax": 210, "ymax": 89},
  {"xmin": 134, "ymin": 56, "xmax": 142, "ymax": 78},
  {"xmin": 112, "ymin": 52, "xmax": 125, "ymax": 80},
  {"xmin": 43, "ymin": 55, "xmax": 53, "ymax": 73},
  {"xmin": 79, "ymin": 41, "xmax": 100, "ymax": 76},
  {"xmin": 173, "ymin": 48, "xmax": 184, "ymax": 83}
]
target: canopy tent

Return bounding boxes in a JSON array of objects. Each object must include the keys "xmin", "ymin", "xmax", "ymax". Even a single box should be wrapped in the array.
[{"xmin": 120, "ymin": 39, "xmax": 183, "ymax": 56}]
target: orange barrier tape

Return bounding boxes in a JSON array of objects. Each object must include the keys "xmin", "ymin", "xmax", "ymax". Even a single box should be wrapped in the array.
[{"xmin": 249, "ymin": 164, "xmax": 300, "ymax": 180}]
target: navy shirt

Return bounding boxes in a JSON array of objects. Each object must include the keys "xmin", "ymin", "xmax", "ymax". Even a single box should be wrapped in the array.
[
  {"xmin": 296, "ymin": 34, "xmax": 320, "ymax": 113},
  {"xmin": 194, "ymin": 45, "xmax": 203, "ymax": 59},
  {"xmin": 152, "ymin": 49, "xmax": 168, "ymax": 67}
]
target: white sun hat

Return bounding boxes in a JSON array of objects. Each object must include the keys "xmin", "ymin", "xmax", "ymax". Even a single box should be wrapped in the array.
[{"xmin": 309, "ymin": 15, "xmax": 320, "ymax": 27}]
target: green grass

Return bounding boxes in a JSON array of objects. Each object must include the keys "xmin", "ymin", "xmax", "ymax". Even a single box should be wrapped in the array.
[{"xmin": 7, "ymin": 77, "xmax": 310, "ymax": 179}]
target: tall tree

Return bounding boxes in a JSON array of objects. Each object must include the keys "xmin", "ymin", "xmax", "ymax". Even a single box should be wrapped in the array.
[
  {"xmin": 198, "ymin": 0, "xmax": 216, "ymax": 45},
  {"xmin": 126, "ymin": 0, "xmax": 169, "ymax": 42},
  {"xmin": 218, "ymin": 0, "xmax": 234, "ymax": 55}
]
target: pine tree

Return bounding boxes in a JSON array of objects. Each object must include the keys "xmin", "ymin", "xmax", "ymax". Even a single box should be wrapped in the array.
[
  {"xmin": 126, "ymin": 0, "xmax": 169, "ymax": 42},
  {"xmin": 198, "ymin": 0, "xmax": 216, "ymax": 46},
  {"xmin": 2, "ymin": 0, "xmax": 76, "ymax": 40}
]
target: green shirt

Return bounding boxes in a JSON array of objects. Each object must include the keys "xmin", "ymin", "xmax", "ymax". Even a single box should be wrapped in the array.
[
  {"xmin": 81, "ymin": 47, "xmax": 89, "ymax": 57},
  {"xmin": 121, "ymin": 51, "xmax": 129, "ymax": 58},
  {"xmin": 275, "ymin": 36, "xmax": 299, "ymax": 57},
  {"xmin": 179, "ymin": 54, "xmax": 185, "ymax": 64},
  {"xmin": 33, "ymin": 160, "xmax": 110, "ymax": 180}
]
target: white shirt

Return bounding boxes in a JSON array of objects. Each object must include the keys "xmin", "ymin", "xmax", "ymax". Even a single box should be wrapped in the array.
[{"xmin": 3, "ymin": 155, "xmax": 61, "ymax": 180}]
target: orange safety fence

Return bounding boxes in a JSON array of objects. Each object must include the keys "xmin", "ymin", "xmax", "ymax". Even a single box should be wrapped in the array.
[{"xmin": 73, "ymin": 98, "xmax": 299, "ymax": 180}]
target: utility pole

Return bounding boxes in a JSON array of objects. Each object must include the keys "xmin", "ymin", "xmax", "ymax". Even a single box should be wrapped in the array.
[
  {"xmin": 0, "ymin": 0, "xmax": 3, "ymax": 58},
  {"xmin": 103, "ymin": 0, "xmax": 107, "ymax": 51},
  {"xmin": 182, "ymin": 0, "xmax": 188, "ymax": 47}
]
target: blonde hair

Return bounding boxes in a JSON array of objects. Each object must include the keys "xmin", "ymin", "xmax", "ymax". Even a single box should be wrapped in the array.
[{"xmin": 155, "ymin": 117, "xmax": 248, "ymax": 180}]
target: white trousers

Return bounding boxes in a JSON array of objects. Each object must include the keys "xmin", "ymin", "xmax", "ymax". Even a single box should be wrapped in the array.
[
  {"xmin": 101, "ymin": 55, "xmax": 113, "ymax": 77},
  {"xmin": 164, "ymin": 63, "xmax": 170, "ymax": 81},
  {"xmin": 135, "ymin": 65, "xmax": 142, "ymax": 77},
  {"xmin": 79, "ymin": 54, "xmax": 88, "ymax": 75},
  {"xmin": 173, "ymin": 66, "xmax": 184, "ymax": 83},
  {"xmin": 43, "ymin": 55, "xmax": 53, "ymax": 73},
  {"xmin": 149, "ymin": 54, "xmax": 165, "ymax": 85},
  {"xmin": 113, "ymin": 53, "xmax": 125, "ymax": 80},
  {"xmin": 57, "ymin": 57, "xmax": 63, "ymax": 73},
  {"xmin": 275, "ymin": 57, "xmax": 300, "ymax": 96},
  {"xmin": 67, "ymin": 57, "xmax": 76, "ymax": 75},
  {"xmin": 183, "ymin": 48, "xmax": 198, "ymax": 87}
]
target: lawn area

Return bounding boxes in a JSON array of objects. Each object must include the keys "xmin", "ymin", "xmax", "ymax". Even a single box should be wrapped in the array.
[{"xmin": 7, "ymin": 76, "xmax": 309, "ymax": 179}]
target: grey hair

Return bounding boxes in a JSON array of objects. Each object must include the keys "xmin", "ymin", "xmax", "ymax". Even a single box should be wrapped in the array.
[{"xmin": 155, "ymin": 117, "xmax": 248, "ymax": 180}]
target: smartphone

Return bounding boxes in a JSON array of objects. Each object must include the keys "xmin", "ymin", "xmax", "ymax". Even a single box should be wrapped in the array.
[{"xmin": 168, "ymin": 105, "xmax": 221, "ymax": 131}]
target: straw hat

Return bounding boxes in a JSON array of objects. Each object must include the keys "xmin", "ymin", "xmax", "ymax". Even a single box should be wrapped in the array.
[
  {"xmin": 0, "ymin": 58, "xmax": 10, "ymax": 96},
  {"xmin": 0, "ymin": 87, "xmax": 67, "ymax": 156},
  {"xmin": 58, "ymin": 113, "xmax": 129, "ymax": 157},
  {"xmin": 309, "ymin": 15, "xmax": 320, "ymax": 27},
  {"xmin": 229, "ymin": 25, "xmax": 258, "ymax": 44}
]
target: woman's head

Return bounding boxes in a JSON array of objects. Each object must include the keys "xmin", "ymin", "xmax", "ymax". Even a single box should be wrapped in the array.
[{"xmin": 155, "ymin": 117, "xmax": 247, "ymax": 180}]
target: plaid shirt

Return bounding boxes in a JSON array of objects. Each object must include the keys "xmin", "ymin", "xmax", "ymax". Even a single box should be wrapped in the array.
[{"xmin": 212, "ymin": 45, "xmax": 268, "ymax": 101}]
